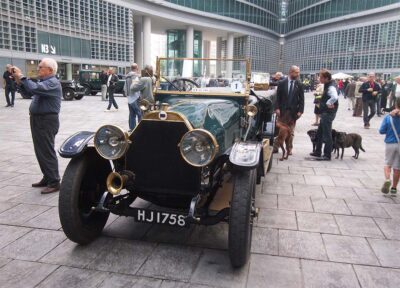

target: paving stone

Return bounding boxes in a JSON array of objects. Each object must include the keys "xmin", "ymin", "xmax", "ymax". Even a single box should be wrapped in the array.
[
  {"xmin": 1, "ymin": 229, "xmax": 65, "ymax": 261},
  {"xmin": 313, "ymin": 167, "xmax": 343, "ymax": 177},
  {"xmin": 297, "ymin": 212, "xmax": 340, "ymax": 234},
  {"xmin": 354, "ymin": 188, "xmax": 395, "ymax": 203},
  {"xmin": 0, "ymin": 171, "xmax": 20, "ymax": 182},
  {"xmin": 186, "ymin": 224, "xmax": 227, "ymax": 249},
  {"xmin": 251, "ymin": 227, "xmax": 278, "ymax": 255},
  {"xmin": 24, "ymin": 207, "xmax": 61, "ymax": 230},
  {"xmin": 96, "ymin": 273, "xmax": 140, "ymax": 288},
  {"xmin": 36, "ymin": 266, "xmax": 109, "ymax": 288},
  {"xmin": 0, "ymin": 186, "xmax": 29, "ymax": 202},
  {"xmin": 346, "ymin": 201, "xmax": 390, "ymax": 218},
  {"xmin": 278, "ymin": 195, "xmax": 313, "ymax": 212},
  {"xmin": 256, "ymin": 208, "xmax": 297, "ymax": 230},
  {"xmin": 323, "ymin": 234, "xmax": 379, "ymax": 265},
  {"xmin": 144, "ymin": 224, "xmax": 194, "ymax": 245},
  {"xmin": 0, "ymin": 224, "xmax": 31, "ymax": 249},
  {"xmin": 302, "ymin": 259, "xmax": 360, "ymax": 288},
  {"xmin": 0, "ymin": 259, "xmax": 58, "ymax": 288},
  {"xmin": 0, "ymin": 257, "xmax": 11, "ymax": 268},
  {"xmin": 304, "ymin": 175, "xmax": 335, "ymax": 186},
  {"xmin": 289, "ymin": 166, "xmax": 315, "ymax": 175},
  {"xmin": 102, "ymin": 215, "xmax": 153, "ymax": 240},
  {"xmin": 190, "ymin": 249, "xmax": 248, "ymax": 288},
  {"xmin": 0, "ymin": 203, "xmax": 51, "ymax": 225},
  {"xmin": 292, "ymin": 184, "xmax": 325, "ymax": 198},
  {"xmin": 255, "ymin": 193, "xmax": 277, "ymax": 209},
  {"xmin": 9, "ymin": 187, "xmax": 61, "ymax": 205},
  {"xmin": 354, "ymin": 265, "xmax": 400, "ymax": 288},
  {"xmin": 41, "ymin": 237, "xmax": 113, "ymax": 268},
  {"xmin": 131, "ymin": 277, "xmax": 163, "ymax": 288},
  {"xmin": 277, "ymin": 174, "xmax": 305, "ymax": 184},
  {"xmin": 160, "ymin": 280, "xmax": 190, "ymax": 288},
  {"xmin": 334, "ymin": 215, "xmax": 384, "ymax": 238},
  {"xmin": 323, "ymin": 186, "xmax": 360, "ymax": 200},
  {"xmin": 87, "ymin": 238, "xmax": 155, "ymax": 275},
  {"xmin": 262, "ymin": 183, "xmax": 293, "ymax": 195},
  {"xmin": 381, "ymin": 203, "xmax": 400, "ymax": 219},
  {"xmin": 374, "ymin": 218, "xmax": 400, "ymax": 240},
  {"xmin": 0, "ymin": 201, "xmax": 18, "ymax": 213},
  {"xmin": 247, "ymin": 254, "xmax": 301, "ymax": 288},
  {"xmin": 312, "ymin": 198, "xmax": 351, "ymax": 215},
  {"xmin": 368, "ymin": 239, "xmax": 400, "ymax": 268},
  {"xmin": 279, "ymin": 230, "xmax": 327, "ymax": 260},
  {"xmin": 137, "ymin": 244, "xmax": 202, "ymax": 281},
  {"xmin": 331, "ymin": 176, "xmax": 364, "ymax": 188}
]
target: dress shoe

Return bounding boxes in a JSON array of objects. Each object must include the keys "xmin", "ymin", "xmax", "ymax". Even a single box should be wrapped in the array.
[
  {"xmin": 32, "ymin": 179, "xmax": 47, "ymax": 188},
  {"xmin": 41, "ymin": 185, "xmax": 60, "ymax": 194},
  {"xmin": 315, "ymin": 155, "xmax": 331, "ymax": 161},
  {"xmin": 309, "ymin": 152, "xmax": 321, "ymax": 157}
]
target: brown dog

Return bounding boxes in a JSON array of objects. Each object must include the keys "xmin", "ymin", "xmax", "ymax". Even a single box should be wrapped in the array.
[
  {"xmin": 335, "ymin": 132, "xmax": 366, "ymax": 159},
  {"xmin": 276, "ymin": 121, "xmax": 292, "ymax": 161}
]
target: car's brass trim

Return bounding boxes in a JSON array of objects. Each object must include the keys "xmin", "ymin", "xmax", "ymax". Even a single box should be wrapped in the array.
[
  {"xmin": 142, "ymin": 111, "xmax": 194, "ymax": 131},
  {"xmin": 178, "ymin": 129, "xmax": 219, "ymax": 167},
  {"xmin": 155, "ymin": 90, "xmax": 250, "ymax": 97},
  {"xmin": 106, "ymin": 171, "xmax": 128, "ymax": 195},
  {"xmin": 94, "ymin": 125, "xmax": 130, "ymax": 160}
]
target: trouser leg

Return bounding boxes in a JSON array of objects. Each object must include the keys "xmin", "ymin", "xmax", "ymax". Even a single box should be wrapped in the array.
[
  {"xmin": 128, "ymin": 103, "xmax": 136, "ymax": 130},
  {"xmin": 315, "ymin": 122, "xmax": 323, "ymax": 155},
  {"xmin": 368, "ymin": 99, "xmax": 376, "ymax": 122},
  {"xmin": 321, "ymin": 113, "xmax": 335, "ymax": 158},
  {"xmin": 362, "ymin": 101, "xmax": 369, "ymax": 125},
  {"xmin": 101, "ymin": 85, "xmax": 107, "ymax": 101},
  {"xmin": 111, "ymin": 91, "xmax": 118, "ymax": 109},
  {"xmin": 107, "ymin": 89, "xmax": 113, "ymax": 109},
  {"xmin": 30, "ymin": 115, "xmax": 60, "ymax": 186},
  {"xmin": 4, "ymin": 86, "xmax": 11, "ymax": 105},
  {"xmin": 287, "ymin": 121, "xmax": 296, "ymax": 151}
]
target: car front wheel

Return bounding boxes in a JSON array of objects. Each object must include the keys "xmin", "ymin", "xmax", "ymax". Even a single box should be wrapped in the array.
[
  {"xmin": 62, "ymin": 88, "xmax": 75, "ymax": 101},
  {"xmin": 228, "ymin": 169, "xmax": 256, "ymax": 268},
  {"xmin": 59, "ymin": 150, "xmax": 111, "ymax": 244}
]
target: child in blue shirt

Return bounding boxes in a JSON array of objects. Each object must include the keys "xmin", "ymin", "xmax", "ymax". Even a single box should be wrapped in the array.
[{"xmin": 379, "ymin": 97, "xmax": 400, "ymax": 195}]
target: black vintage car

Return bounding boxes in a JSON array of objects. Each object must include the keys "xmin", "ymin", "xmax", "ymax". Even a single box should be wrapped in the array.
[
  {"xmin": 78, "ymin": 70, "xmax": 126, "ymax": 96},
  {"xmin": 58, "ymin": 58, "xmax": 276, "ymax": 267},
  {"xmin": 17, "ymin": 78, "xmax": 85, "ymax": 101}
]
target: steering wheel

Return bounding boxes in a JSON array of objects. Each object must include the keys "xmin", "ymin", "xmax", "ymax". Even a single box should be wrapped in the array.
[{"xmin": 172, "ymin": 78, "xmax": 200, "ymax": 92}]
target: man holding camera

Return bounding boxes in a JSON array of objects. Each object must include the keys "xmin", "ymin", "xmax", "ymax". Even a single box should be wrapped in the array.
[
  {"xmin": 12, "ymin": 58, "xmax": 62, "ymax": 194},
  {"xmin": 359, "ymin": 72, "xmax": 381, "ymax": 129}
]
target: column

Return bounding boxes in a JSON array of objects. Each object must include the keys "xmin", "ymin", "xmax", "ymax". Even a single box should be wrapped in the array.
[
  {"xmin": 66, "ymin": 63, "xmax": 72, "ymax": 80},
  {"xmin": 216, "ymin": 37, "xmax": 222, "ymax": 77},
  {"xmin": 226, "ymin": 33, "xmax": 234, "ymax": 79},
  {"xmin": 142, "ymin": 16, "xmax": 152, "ymax": 66},
  {"xmin": 134, "ymin": 22, "xmax": 143, "ymax": 67},
  {"xmin": 203, "ymin": 40, "xmax": 211, "ymax": 75},
  {"xmin": 186, "ymin": 25, "xmax": 194, "ymax": 58}
]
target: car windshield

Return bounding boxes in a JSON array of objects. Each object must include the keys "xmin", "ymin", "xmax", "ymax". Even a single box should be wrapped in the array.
[{"xmin": 155, "ymin": 58, "xmax": 249, "ymax": 96}]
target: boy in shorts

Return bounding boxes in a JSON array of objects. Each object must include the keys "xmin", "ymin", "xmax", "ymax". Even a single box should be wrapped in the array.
[{"xmin": 379, "ymin": 97, "xmax": 400, "ymax": 195}]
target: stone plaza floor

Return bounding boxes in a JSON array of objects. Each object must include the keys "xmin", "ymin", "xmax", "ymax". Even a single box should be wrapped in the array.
[{"xmin": 1, "ymin": 90, "xmax": 400, "ymax": 287}]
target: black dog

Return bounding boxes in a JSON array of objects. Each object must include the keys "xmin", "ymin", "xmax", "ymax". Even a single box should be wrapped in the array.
[
  {"xmin": 307, "ymin": 129, "xmax": 337, "ymax": 153},
  {"xmin": 334, "ymin": 132, "xmax": 365, "ymax": 159}
]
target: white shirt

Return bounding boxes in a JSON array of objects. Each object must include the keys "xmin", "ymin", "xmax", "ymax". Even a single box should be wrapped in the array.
[
  {"xmin": 326, "ymin": 85, "xmax": 339, "ymax": 105},
  {"xmin": 396, "ymin": 83, "xmax": 400, "ymax": 98},
  {"xmin": 107, "ymin": 75, "xmax": 112, "ymax": 87},
  {"xmin": 287, "ymin": 78, "xmax": 295, "ymax": 93}
]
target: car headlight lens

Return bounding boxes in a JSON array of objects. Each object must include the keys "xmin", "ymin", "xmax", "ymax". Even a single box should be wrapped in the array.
[
  {"xmin": 94, "ymin": 125, "xmax": 129, "ymax": 160},
  {"xmin": 179, "ymin": 129, "xmax": 219, "ymax": 167}
]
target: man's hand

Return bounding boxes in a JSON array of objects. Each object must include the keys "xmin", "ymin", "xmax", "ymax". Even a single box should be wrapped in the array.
[
  {"xmin": 367, "ymin": 88, "xmax": 373, "ymax": 92},
  {"xmin": 372, "ymin": 91, "xmax": 378, "ymax": 96},
  {"xmin": 275, "ymin": 109, "xmax": 280, "ymax": 117},
  {"xmin": 11, "ymin": 66, "xmax": 23, "ymax": 84}
]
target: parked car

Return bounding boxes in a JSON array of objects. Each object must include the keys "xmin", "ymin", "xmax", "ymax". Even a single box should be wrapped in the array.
[
  {"xmin": 17, "ymin": 78, "xmax": 86, "ymax": 101},
  {"xmin": 58, "ymin": 58, "xmax": 276, "ymax": 268},
  {"xmin": 78, "ymin": 70, "xmax": 126, "ymax": 96}
]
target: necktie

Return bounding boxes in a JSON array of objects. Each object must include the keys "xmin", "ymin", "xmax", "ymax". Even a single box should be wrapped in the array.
[{"xmin": 288, "ymin": 80, "xmax": 294, "ymax": 103}]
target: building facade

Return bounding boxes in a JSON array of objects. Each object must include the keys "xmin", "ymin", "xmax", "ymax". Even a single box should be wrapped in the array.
[{"xmin": 0, "ymin": 0, "xmax": 133, "ymax": 80}]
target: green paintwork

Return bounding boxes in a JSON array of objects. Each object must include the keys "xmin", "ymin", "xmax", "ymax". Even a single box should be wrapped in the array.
[{"xmin": 164, "ymin": 96, "xmax": 244, "ymax": 154}]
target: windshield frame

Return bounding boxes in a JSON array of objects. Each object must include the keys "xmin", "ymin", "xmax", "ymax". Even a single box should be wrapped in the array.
[{"xmin": 154, "ymin": 57, "xmax": 251, "ymax": 97}]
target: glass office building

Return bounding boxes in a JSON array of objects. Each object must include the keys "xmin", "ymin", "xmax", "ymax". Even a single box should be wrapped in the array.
[{"xmin": 0, "ymin": 0, "xmax": 133, "ymax": 79}]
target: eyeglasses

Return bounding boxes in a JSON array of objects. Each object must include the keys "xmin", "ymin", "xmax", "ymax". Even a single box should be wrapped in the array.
[{"xmin": 37, "ymin": 66, "xmax": 50, "ymax": 70}]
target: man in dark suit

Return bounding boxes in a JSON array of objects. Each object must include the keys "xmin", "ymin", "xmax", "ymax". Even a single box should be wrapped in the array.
[
  {"xmin": 274, "ymin": 65, "xmax": 305, "ymax": 154},
  {"xmin": 359, "ymin": 72, "xmax": 381, "ymax": 129},
  {"xmin": 104, "ymin": 68, "xmax": 119, "ymax": 111}
]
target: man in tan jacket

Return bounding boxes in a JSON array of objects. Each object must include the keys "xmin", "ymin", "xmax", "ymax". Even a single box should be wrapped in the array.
[{"xmin": 353, "ymin": 77, "xmax": 366, "ymax": 117}]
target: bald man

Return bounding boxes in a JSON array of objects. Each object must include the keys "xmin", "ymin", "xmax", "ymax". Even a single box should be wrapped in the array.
[{"xmin": 274, "ymin": 65, "xmax": 305, "ymax": 154}]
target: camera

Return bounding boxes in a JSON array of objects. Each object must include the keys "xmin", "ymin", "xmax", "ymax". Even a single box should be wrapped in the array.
[{"xmin": 11, "ymin": 68, "xmax": 16, "ymax": 74}]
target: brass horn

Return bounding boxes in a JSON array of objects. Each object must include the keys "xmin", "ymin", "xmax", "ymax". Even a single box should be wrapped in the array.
[
  {"xmin": 160, "ymin": 102, "xmax": 170, "ymax": 111},
  {"xmin": 245, "ymin": 104, "xmax": 258, "ymax": 117},
  {"xmin": 106, "ymin": 172, "xmax": 128, "ymax": 195},
  {"xmin": 139, "ymin": 99, "xmax": 151, "ymax": 112}
]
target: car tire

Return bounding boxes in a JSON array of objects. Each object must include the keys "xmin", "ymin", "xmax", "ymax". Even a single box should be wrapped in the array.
[
  {"xmin": 229, "ymin": 169, "xmax": 256, "ymax": 268},
  {"xmin": 74, "ymin": 94, "xmax": 84, "ymax": 100},
  {"xmin": 59, "ymin": 150, "xmax": 111, "ymax": 245},
  {"xmin": 90, "ymin": 91, "xmax": 98, "ymax": 96},
  {"xmin": 62, "ymin": 88, "xmax": 75, "ymax": 101},
  {"xmin": 83, "ymin": 85, "xmax": 91, "ymax": 96}
]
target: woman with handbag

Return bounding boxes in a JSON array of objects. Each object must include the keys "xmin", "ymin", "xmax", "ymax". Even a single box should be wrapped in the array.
[{"xmin": 379, "ymin": 97, "xmax": 400, "ymax": 195}]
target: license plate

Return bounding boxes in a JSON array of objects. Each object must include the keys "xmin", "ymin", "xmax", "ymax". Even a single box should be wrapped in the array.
[{"xmin": 133, "ymin": 208, "xmax": 187, "ymax": 227}]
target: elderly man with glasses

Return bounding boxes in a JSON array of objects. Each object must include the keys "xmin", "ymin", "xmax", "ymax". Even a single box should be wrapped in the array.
[{"xmin": 12, "ymin": 58, "xmax": 62, "ymax": 194}]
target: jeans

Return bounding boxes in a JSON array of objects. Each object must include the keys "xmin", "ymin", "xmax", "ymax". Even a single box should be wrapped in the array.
[
  {"xmin": 315, "ymin": 112, "xmax": 336, "ymax": 158},
  {"xmin": 101, "ymin": 84, "xmax": 107, "ymax": 101},
  {"xmin": 376, "ymin": 95, "xmax": 382, "ymax": 115},
  {"xmin": 30, "ymin": 114, "xmax": 60, "ymax": 186},
  {"xmin": 107, "ymin": 88, "xmax": 118, "ymax": 110},
  {"xmin": 128, "ymin": 100, "xmax": 142, "ymax": 130},
  {"xmin": 362, "ymin": 99, "xmax": 376, "ymax": 125},
  {"xmin": 5, "ymin": 86, "xmax": 15, "ymax": 106}
]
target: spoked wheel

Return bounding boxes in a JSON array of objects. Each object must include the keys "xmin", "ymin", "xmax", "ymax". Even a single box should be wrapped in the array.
[
  {"xmin": 63, "ymin": 88, "xmax": 75, "ymax": 101},
  {"xmin": 229, "ymin": 169, "xmax": 256, "ymax": 268},
  {"xmin": 59, "ymin": 149, "xmax": 111, "ymax": 244}
]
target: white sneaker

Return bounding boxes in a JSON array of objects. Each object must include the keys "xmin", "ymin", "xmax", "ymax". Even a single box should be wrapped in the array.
[
  {"xmin": 115, "ymin": 108, "xmax": 119, "ymax": 111},
  {"xmin": 104, "ymin": 109, "xmax": 110, "ymax": 112}
]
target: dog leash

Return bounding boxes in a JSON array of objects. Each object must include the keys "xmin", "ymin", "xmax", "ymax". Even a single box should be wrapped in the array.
[{"xmin": 389, "ymin": 116, "xmax": 400, "ymax": 150}]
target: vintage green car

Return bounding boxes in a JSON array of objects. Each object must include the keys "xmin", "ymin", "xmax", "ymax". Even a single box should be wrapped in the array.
[{"xmin": 58, "ymin": 58, "xmax": 276, "ymax": 267}]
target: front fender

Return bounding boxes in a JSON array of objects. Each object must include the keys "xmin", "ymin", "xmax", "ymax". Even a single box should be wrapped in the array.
[
  {"xmin": 229, "ymin": 141, "xmax": 262, "ymax": 170},
  {"xmin": 58, "ymin": 131, "xmax": 95, "ymax": 158}
]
